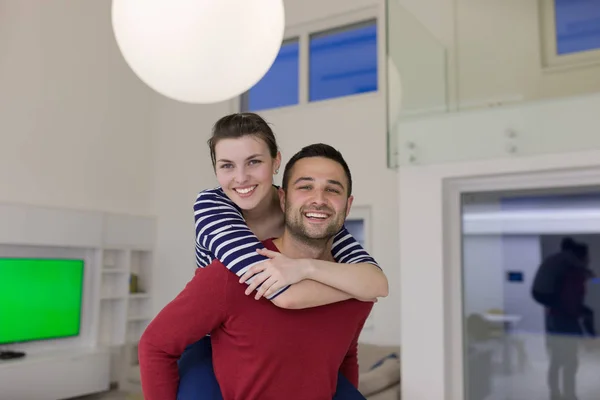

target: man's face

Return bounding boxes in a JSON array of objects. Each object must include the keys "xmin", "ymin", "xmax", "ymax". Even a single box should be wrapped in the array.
[{"xmin": 279, "ymin": 157, "xmax": 354, "ymax": 242}]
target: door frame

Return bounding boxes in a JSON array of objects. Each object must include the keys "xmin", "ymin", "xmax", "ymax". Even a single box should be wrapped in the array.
[{"xmin": 443, "ymin": 166, "xmax": 600, "ymax": 400}]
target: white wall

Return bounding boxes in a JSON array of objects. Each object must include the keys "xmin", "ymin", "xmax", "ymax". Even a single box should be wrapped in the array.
[
  {"xmin": 501, "ymin": 235, "xmax": 543, "ymax": 333},
  {"xmin": 397, "ymin": 93, "xmax": 600, "ymax": 400},
  {"xmin": 394, "ymin": 0, "xmax": 600, "ymax": 112},
  {"xmin": 463, "ymin": 234, "xmax": 544, "ymax": 333},
  {"xmin": 456, "ymin": 0, "xmax": 600, "ymax": 108},
  {"xmin": 151, "ymin": 98, "xmax": 232, "ymax": 309},
  {"xmin": 0, "ymin": 0, "xmax": 155, "ymax": 215},
  {"xmin": 462, "ymin": 235, "xmax": 505, "ymax": 316}
]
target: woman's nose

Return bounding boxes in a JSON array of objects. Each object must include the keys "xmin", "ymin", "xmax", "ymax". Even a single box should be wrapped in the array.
[{"xmin": 234, "ymin": 167, "xmax": 249, "ymax": 184}]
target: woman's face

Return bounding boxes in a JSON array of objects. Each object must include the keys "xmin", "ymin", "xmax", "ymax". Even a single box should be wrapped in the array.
[{"xmin": 214, "ymin": 135, "xmax": 281, "ymax": 211}]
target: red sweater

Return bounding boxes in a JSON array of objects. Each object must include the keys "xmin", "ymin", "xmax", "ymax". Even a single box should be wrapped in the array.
[{"xmin": 139, "ymin": 239, "xmax": 373, "ymax": 400}]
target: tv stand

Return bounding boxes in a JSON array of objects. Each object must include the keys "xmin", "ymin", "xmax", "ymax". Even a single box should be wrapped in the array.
[
  {"xmin": 0, "ymin": 350, "xmax": 25, "ymax": 360},
  {"xmin": 0, "ymin": 347, "xmax": 109, "ymax": 400}
]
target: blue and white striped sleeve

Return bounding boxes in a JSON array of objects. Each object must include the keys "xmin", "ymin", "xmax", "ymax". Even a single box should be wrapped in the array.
[
  {"xmin": 193, "ymin": 188, "xmax": 290, "ymax": 300},
  {"xmin": 331, "ymin": 226, "xmax": 380, "ymax": 268}
]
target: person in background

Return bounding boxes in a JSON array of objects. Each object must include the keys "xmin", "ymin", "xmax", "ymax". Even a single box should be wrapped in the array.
[{"xmin": 533, "ymin": 238, "xmax": 595, "ymax": 400}]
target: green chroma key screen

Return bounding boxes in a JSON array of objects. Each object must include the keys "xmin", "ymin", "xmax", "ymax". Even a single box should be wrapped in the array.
[{"xmin": 0, "ymin": 258, "xmax": 84, "ymax": 344}]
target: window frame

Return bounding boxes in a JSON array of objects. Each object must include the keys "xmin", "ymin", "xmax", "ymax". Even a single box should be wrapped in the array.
[
  {"xmin": 307, "ymin": 18, "xmax": 379, "ymax": 103},
  {"xmin": 237, "ymin": 6, "xmax": 382, "ymax": 112},
  {"xmin": 539, "ymin": 0, "xmax": 600, "ymax": 70},
  {"xmin": 239, "ymin": 36, "xmax": 301, "ymax": 112}
]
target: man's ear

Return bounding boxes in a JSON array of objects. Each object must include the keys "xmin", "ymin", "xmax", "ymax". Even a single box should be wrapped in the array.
[
  {"xmin": 345, "ymin": 195, "xmax": 354, "ymax": 218},
  {"xmin": 278, "ymin": 187, "xmax": 286, "ymax": 212}
]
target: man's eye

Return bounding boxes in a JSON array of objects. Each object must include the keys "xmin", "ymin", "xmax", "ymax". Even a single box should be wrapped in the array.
[
  {"xmin": 298, "ymin": 186, "xmax": 312, "ymax": 190},
  {"xmin": 327, "ymin": 188, "xmax": 341, "ymax": 194}
]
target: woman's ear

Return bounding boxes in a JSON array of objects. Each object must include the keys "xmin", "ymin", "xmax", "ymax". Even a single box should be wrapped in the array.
[{"xmin": 273, "ymin": 151, "xmax": 282, "ymax": 175}]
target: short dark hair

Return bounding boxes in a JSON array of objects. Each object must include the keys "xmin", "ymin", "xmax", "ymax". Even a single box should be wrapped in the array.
[
  {"xmin": 207, "ymin": 113, "xmax": 278, "ymax": 168},
  {"xmin": 561, "ymin": 237, "xmax": 589, "ymax": 260},
  {"xmin": 282, "ymin": 143, "xmax": 352, "ymax": 196},
  {"xmin": 572, "ymin": 243, "xmax": 589, "ymax": 260},
  {"xmin": 561, "ymin": 237, "xmax": 576, "ymax": 251}
]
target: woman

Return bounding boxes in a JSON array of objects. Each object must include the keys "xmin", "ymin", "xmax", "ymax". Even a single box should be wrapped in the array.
[{"xmin": 178, "ymin": 112, "xmax": 389, "ymax": 399}]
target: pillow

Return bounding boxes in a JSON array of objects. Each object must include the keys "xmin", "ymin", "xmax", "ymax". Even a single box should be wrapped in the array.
[
  {"xmin": 358, "ymin": 355, "xmax": 401, "ymax": 396},
  {"xmin": 370, "ymin": 353, "xmax": 399, "ymax": 370}
]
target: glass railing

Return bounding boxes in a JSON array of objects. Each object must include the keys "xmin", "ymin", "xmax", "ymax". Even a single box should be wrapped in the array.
[{"xmin": 386, "ymin": 0, "xmax": 448, "ymax": 168}]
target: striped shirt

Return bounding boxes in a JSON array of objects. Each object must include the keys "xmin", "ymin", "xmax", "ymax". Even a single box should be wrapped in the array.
[{"xmin": 193, "ymin": 186, "xmax": 379, "ymax": 299}]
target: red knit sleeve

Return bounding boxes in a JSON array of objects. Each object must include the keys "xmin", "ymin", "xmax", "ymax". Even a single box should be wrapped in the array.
[
  {"xmin": 138, "ymin": 263, "xmax": 228, "ymax": 400},
  {"xmin": 339, "ymin": 337, "xmax": 360, "ymax": 387}
]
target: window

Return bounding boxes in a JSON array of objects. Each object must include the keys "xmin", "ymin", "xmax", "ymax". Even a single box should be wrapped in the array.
[
  {"xmin": 541, "ymin": 0, "xmax": 600, "ymax": 67},
  {"xmin": 309, "ymin": 20, "xmax": 378, "ymax": 102},
  {"xmin": 345, "ymin": 205, "xmax": 371, "ymax": 251},
  {"xmin": 241, "ymin": 38, "xmax": 299, "ymax": 111},
  {"xmin": 554, "ymin": 0, "xmax": 600, "ymax": 55},
  {"xmin": 345, "ymin": 220, "xmax": 366, "ymax": 247}
]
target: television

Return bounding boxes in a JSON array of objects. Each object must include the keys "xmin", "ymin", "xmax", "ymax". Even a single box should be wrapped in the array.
[{"xmin": 0, "ymin": 258, "xmax": 84, "ymax": 345}]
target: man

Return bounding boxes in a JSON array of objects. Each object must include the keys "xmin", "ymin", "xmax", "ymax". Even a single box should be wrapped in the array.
[
  {"xmin": 139, "ymin": 144, "xmax": 374, "ymax": 400},
  {"xmin": 532, "ymin": 238, "xmax": 585, "ymax": 309},
  {"xmin": 532, "ymin": 237, "xmax": 595, "ymax": 400},
  {"xmin": 532, "ymin": 237, "xmax": 595, "ymax": 336}
]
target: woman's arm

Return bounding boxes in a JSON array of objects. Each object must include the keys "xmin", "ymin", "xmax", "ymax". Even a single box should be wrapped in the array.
[
  {"xmin": 193, "ymin": 188, "xmax": 291, "ymax": 299},
  {"xmin": 245, "ymin": 248, "xmax": 388, "ymax": 302},
  {"xmin": 272, "ymin": 280, "xmax": 354, "ymax": 309},
  {"xmin": 241, "ymin": 226, "xmax": 388, "ymax": 306},
  {"xmin": 321, "ymin": 225, "xmax": 388, "ymax": 298},
  {"xmin": 304, "ymin": 259, "xmax": 388, "ymax": 299}
]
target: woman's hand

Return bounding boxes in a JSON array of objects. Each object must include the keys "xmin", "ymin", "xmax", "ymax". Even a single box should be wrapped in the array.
[{"xmin": 239, "ymin": 249, "xmax": 311, "ymax": 300}]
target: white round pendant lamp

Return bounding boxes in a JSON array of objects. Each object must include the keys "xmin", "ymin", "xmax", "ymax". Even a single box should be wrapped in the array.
[{"xmin": 111, "ymin": 0, "xmax": 285, "ymax": 104}]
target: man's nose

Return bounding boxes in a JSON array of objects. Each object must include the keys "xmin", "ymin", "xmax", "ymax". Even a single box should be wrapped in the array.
[{"xmin": 311, "ymin": 190, "xmax": 327, "ymax": 205}]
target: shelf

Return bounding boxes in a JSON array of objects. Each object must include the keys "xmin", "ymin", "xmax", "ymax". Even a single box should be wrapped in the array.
[
  {"xmin": 100, "ymin": 272, "xmax": 128, "ymax": 299},
  {"xmin": 101, "ymin": 295, "xmax": 126, "ymax": 301},
  {"xmin": 128, "ymin": 365, "xmax": 141, "ymax": 383},
  {"xmin": 102, "ymin": 268, "xmax": 128, "ymax": 274},
  {"xmin": 127, "ymin": 315, "xmax": 151, "ymax": 322},
  {"xmin": 129, "ymin": 292, "xmax": 150, "ymax": 299},
  {"xmin": 126, "ymin": 320, "xmax": 150, "ymax": 344},
  {"xmin": 98, "ymin": 300, "xmax": 126, "ymax": 347}
]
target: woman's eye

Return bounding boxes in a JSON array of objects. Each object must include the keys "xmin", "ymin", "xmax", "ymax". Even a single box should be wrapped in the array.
[
  {"xmin": 248, "ymin": 159, "xmax": 262, "ymax": 166},
  {"xmin": 220, "ymin": 164, "xmax": 233, "ymax": 169}
]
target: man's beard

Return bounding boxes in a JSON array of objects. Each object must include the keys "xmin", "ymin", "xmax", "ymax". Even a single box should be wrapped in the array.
[{"xmin": 284, "ymin": 201, "xmax": 346, "ymax": 244}]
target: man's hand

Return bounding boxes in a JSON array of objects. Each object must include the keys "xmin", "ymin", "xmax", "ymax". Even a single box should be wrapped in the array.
[{"xmin": 239, "ymin": 249, "xmax": 311, "ymax": 300}]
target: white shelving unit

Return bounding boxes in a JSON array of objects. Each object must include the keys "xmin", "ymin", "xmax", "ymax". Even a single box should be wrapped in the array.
[
  {"xmin": 96, "ymin": 248, "xmax": 153, "ymax": 392},
  {"xmin": 0, "ymin": 202, "xmax": 155, "ymax": 399},
  {"xmin": 113, "ymin": 249, "xmax": 153, "ymax": 392}
]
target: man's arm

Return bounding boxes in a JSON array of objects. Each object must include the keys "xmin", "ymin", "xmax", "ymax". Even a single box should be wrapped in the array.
[
  {"xmin": 139, "ymin": 266, "xmax": 228, "ymax": 400},
  {"xmin": 340, "ymin": 337, "xmax": 360, "ymax": 387},
  {"xmin": 339, "ymin": 308, "xmax": 373, "ymax": 387}
]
